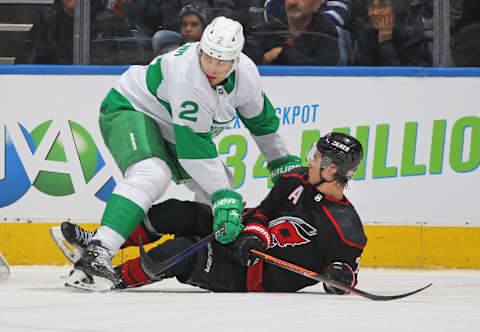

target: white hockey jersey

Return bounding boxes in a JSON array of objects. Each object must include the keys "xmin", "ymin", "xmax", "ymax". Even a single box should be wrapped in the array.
[{"xmin": 111, "ymin": 42, "xmax": 288, "ymax": 197}]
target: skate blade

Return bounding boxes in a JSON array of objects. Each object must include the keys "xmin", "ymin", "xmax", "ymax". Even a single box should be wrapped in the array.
[
  {"xmin": 50, "ymin": 226, "xmax": 83, "ymax": 264},
  {"xmin": 0, "ymin": 252, "xmax": 10, "ymax": 281},
  {"xmin": 64, "ymin": 269, "xmax": 113, "ymax": 292}
]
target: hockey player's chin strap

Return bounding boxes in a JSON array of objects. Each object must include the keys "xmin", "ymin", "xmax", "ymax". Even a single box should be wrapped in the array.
[{"xmin": 310, "ymin": 173, "xmax": 335, "ymax": 188}]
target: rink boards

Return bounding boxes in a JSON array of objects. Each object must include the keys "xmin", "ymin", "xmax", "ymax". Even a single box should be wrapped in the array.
[
  {"xmin": 1, "ymin": 222, "xmax": 479, "ymax": 268},
  {"xmin": 0, "ymin": 66, "xmax": 479, "ymax": 268}
]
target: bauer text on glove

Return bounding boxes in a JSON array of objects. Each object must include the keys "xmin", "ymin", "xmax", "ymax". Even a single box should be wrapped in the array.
[
  {"xmin": 211, "ymin": 189, "xmax": 244, "ymax": 244},
  {"xmin": 231, "ymin": 223, "xmax": 271, "ymax": 266},
  {"xmin": 267, "ymin": 155, "xmax": 302, "ymax": 184}
]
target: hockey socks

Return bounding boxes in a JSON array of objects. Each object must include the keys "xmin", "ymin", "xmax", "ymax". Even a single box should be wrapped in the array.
[
  {"xmin": 101, "ymin": 194, "xmax": 146, "ymax": 240},
  {"xmin": 121, "ymin": 223, "xmax": 160, "ymax": 248},
  {"xmin": 116, "ymin": 256, "xmax": 154, "ymax": 288}
]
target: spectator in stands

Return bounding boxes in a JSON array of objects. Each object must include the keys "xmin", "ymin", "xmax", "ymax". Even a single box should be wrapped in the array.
[
  {"xmin": 245, "ymin": 0, "xmax": 350, "ymax": 65},
  {"xmin": 449, "ymin": 0, "xmax": 480, "ymax": 32},
  {"xmin": 179, "ymin": 1, "xmax": 210, "ymax": 42},
  {"xmin": 450, "ymin": 0, "xmax": 480, "ymax": 66},
  {"xmin": 104, "ymin": 0, "xmax": 181, "ymax": 32},
  {"xmin": 106, "ymin": 0, "xmax": 165, "ymax": 36},
  {"xmin": 351, "ymin": 0, "xmax": 432, "ymax": 66},
  {"xmin": 94, "ymin": 0, "xmax": 162, "ymax": 63},
  {"xmin": 151, "ymin": 2, "xmax": 210, "ymax": 58},
  {"xmin": 90, "ymin": 2, "xmax": 147, "ymax": 65},
  {"xmin": 207, "ymin": 0, "xmax": 265, "ymax": 35},
  {"xmin": 25, "ymin": 0, "xmax": 145, "ymax": 65},
  {"xmin": 25, "ymin": 0, "xmax": 90, "ymax": 64},
  {"xmin": 264, "ymin": 0, "xmax": 351, "ymax": 29}
]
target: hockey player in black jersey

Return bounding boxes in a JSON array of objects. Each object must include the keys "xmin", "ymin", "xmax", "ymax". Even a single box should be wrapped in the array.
[{"xmin": 56, "ymin": 132, "xmax": 367, "ymax": 293}]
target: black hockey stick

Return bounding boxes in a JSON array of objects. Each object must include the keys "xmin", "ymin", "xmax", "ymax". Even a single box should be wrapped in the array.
[
  {"xmin": 251, "ymin": 249, "xmax": 432, "ymax": 301},
  {"xmin": 139, "ymin": 225, "xmax": 226, "ymax": 278}
]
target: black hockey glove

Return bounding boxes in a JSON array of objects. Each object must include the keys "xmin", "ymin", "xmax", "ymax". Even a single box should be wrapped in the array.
[
  {"xmin": 322, "ymin": 262, "xmax": 356, "ymax": 295},
  {"xmin": 230, "ymin": 232, "xmax": 267, "ymax": 266}
]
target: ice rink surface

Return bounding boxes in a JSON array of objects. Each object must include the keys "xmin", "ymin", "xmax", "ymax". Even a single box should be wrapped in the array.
[{"xmin": 0, "ymin": 266, "xmax": 479, "ymax": 332}]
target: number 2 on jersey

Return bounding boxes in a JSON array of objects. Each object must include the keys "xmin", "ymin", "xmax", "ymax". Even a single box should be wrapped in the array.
[{"xmin": 179, "ymin": 101, "xmax": 199, "ymax": 122}]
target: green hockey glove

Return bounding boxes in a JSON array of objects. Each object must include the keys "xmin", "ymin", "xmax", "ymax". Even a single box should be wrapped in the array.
[
  {"xmin": 267, "ymin": 155, "xmax": 303, "ymax": 184},
  {"xmin": 211, "ymin": 189, "xmax": 244, "ymax": 244}
]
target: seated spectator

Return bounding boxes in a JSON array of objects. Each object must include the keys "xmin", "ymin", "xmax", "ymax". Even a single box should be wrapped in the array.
[
  {"xmin": 264, "ymin": 0, "xmax": 351, "ymax": 29},
  {"xmin": 24, "ymin": 0, "xmax": 87, "ymax": 64},
  {"xmin": 207, "ymin": 0, "xmax": 265, "ymax": 35},
  {"xmin": 95, "ymin": 0, "xmax": 156, "ymax": 62},
  {"xmin": 450, "ymin": 0, "xmax": 480, "ymax": 66},
  {"xmin": 179, "ymin": 1, "xmax": 210, "ymax": 42},
  {"xmin": 245, "ymin": 0, "xmax": 350, "ymax": 66},
  {"xmin": 150, "ymin": 1, "xmax": 210, "ymax": 57},
  {"xmin": 109, "ymin": 0, "xmax": 155, "ymax": 36},
  {"xmin": 450, "ymin": 0, "xmax": 480, "ymax": 32},
  {"xmin": 452, "ymin": 22, "xmax": 480, "ymax": 66},
  {"xmin": 351, "ymin": 0, "xmax": 432, "ymax": 66},
  {"xmin": 24, "ymin": 0, "xmax": 145, "ymax": 65},
  {"xmin": 90, "ymin": 4, "xmax": 146, "ymax": 65},
  {"xmin": 106, "ymin": 0, "xmax": 178, "ymax": 32}
]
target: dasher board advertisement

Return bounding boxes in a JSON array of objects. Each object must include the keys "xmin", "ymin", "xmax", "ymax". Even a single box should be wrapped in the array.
[{"xmin": 0, "ymin": 73, "xmax": 478, "ymax": 226}]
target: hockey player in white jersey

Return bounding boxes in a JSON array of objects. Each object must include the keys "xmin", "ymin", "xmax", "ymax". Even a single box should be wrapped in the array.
[{"xmin": 65, "ymin": 16, "xmax": 301, "ymax": 291}]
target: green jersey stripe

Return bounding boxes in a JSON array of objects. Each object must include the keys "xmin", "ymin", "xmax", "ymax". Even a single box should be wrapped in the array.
[
  {"xmin": 237, "ymin": 93, "xmax": 279, "ymax": 136},
  {"xmin": 146, "ymin": 57, "xmax": 172, "ymax": 117},
  {"xmin": 211, "ymin": 71, "xmax": 236, "ymax": 94},
  {"xmin": 173, "ymin": 124, "xmax": 218, "ymax": 159},
  {"xmin": 146, "ymin": 57, "xmax": 163, "ymax": 95},
  {"xmin": 223, "ymin": 71, "xmax": 236, "ymax": 94},
  {"xmin": 101, "ymin": 88, "xmax": 137, "ymax": 113},
  {"xmin": 157, "ymin": 97, "xmax": 172, "ymax": 117}
]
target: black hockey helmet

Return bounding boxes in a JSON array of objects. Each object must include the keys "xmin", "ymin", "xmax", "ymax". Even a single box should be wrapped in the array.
[{"xmin": 308, "ymin": 132, "xmax": 363, "ymax": 182}]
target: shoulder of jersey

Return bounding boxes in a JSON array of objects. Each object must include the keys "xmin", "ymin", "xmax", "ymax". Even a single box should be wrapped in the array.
[
  {"xmin": 161, "ymin": 42, "xmax": 199, "ymax": 73},
  {"xmin": 238, "ymin": 53, "xmax": 260, "ymax": 76},
  {"xmin": 164, "ymin": 41, "xmax": 198, "ymax": 57},
  {"xmin": 239, "ymin": 52, "xmax": 256, "ymax": 68},
  {"xmin": 322, "ymin": 196, "xmax": 367, "ymax": 248},
  {"xmin": 278, "ymin": 167, "xmax": 311, "ymax": 188}
]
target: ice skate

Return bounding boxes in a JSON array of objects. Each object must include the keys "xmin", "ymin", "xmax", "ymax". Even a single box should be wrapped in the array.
[
  {"xmin": 50, "ymin": 222, "xmax": 95, "ymax": 263},
  {"xmin": 0, "ymin": 251, "xmax": 10, "ymax": 280},
  {"xmin": 64, "ymin": 240, "xmax": 119, "ymax": 291}
]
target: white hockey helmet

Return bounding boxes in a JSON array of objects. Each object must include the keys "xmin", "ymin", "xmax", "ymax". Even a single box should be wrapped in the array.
[{"xmin": 199, "ymin": 16, "xmax": 244, "ymax": 71}]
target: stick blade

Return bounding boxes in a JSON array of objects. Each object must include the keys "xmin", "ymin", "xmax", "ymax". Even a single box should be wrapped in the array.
[
  {"xmin": 251, "ymin": 249, "xmax": 433, "ymax": 301},
  {"xmin": 355, "ymin": 283, "xmax": 433, "ymax": 301}
]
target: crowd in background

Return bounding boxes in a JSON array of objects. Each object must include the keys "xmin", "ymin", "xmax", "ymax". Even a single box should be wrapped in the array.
[{"xmin": 3, "ymin": 0, "xmax": 480, "ymax": 66}]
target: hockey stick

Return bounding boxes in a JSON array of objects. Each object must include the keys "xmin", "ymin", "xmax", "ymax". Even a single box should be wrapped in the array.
[
  {"xmin": 251, "ymin": 249, "xmax": 432, "ymax": 301},
  {"xmin": 139, "ymin": 225, "xmax": 226, "ymax": 278}
]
